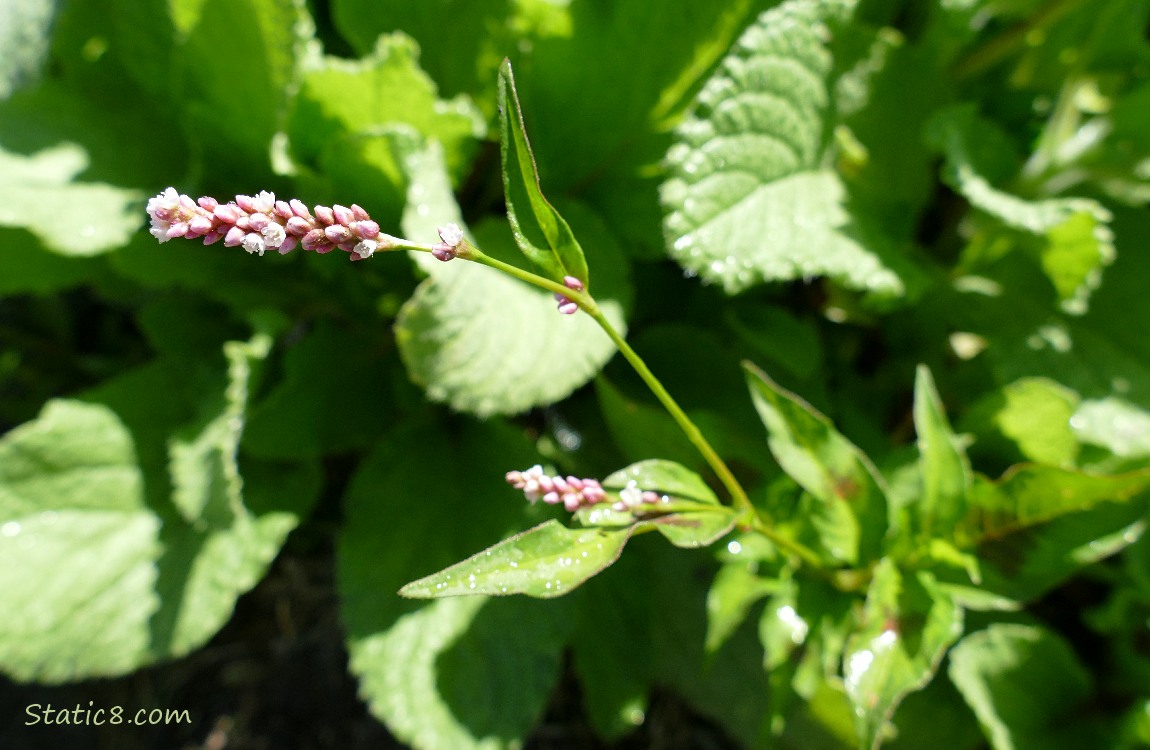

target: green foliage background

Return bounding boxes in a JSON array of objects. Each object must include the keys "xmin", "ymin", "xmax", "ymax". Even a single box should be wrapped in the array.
[{"xmin": 3, "ymin": 0, "xmax": 1150, "ymax": 748}]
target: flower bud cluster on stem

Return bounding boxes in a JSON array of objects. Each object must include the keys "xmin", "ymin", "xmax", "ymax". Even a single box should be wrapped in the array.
[
  {"xmin": 146, "ymin": 187, "xmax": 399, "ymax": 261},
  {"xmin": 505, "ymin": 465, "xmax": 665, "ymax": 513}
]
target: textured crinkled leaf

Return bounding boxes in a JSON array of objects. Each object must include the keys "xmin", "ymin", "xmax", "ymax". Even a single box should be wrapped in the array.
[
  {"xmin": 0, "ymin": 143, "xmax": 143, "ymax": 256},
  {"xmin": 498, "ymin": 59, "xmax": 589, "ymax": 286},
  {"xmin": 356, "ymin": 596, "xmax": 568, "ymax": 750},
  {"xmin": 400, "ymin": 520, "xmax": 633, "ymax": 599},
  {"xmin": 0, "ymin": 337, "xmax": 312, "ymax": 682},
  {"xmin": 289, "ymin": 34, "xmax": 483, "ymax": 182},
  {"xmin": 913, "ymin": 365, "xmax": 970, "ymax": 540},
  {"xmin": 745, "ymin": 362, "xmax": 889, "ymax": 563},
  {"xmin": 395, "ymin": 144, "xmax": 629, "ymax": 417},
  {"xmin": 661, "ymin": 0, "xmax": 905, "ymax": 297},
  {"xmin": 843, "ymin": 561, "xmax": 963, "ymax": 750},
  {"xmin": 928, "ymin": 105, "xmax": 1114, "ymax": 313},
  {"xmin": 949, "ymin": 624, "xmax": 1095, "ymax": 750}
]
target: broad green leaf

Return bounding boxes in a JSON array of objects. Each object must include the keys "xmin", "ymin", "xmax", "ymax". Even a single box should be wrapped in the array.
[
  {"xmin": 0, "ymin": 0, "xmax": 55, "ymax": 99},
  {"xmin": 339, "ymin": 419, "xmax": 566, "ymax": 750},
  {"xmin": 0, "ymin": 142, "xmax": 143, "ymax": 256},
  {"xmin": 843, "ymin": 560, "xmax": 963, "ymax": 750},
  {"xmin": 0, "ymin": 337, "xmax": 314, "ymax": 682},
  {"xmin": 885, "ymin": 671, "xmax": 986, "ymax": 750},
  {"xmin": 913, "ymin": 365, "xmax": 970, "ymax": 540},
  {"xmin": 745, "ymin": 362, "xmax": 889, "ymax": 563},
  {"xmin": 357, "ymin": 596, "xmax": 569, "ymax": 750},
  {"xmin": 758, "ymin": 572, "xmax": 808, "ymax": 670},
  {"xmin": 287, "ymin": 34, "xmax": 483, "ymax": 185},
  {"xmin": 395, "ymin": 143, "xmax": 630, "ymax": 417},
  {"xmin": 243, "ymin": 321, "xmax": 397, "ymax": 459},
  {"xmin": 569, "ymin": 553, "xmax": 653, "ymax": 739},
  {"xmin": 601, "ymin": 459, "xmax": 720, "ymax": 506},
  {"xmin": 949, "ymin": 624, "xmax": 1098, "ymax": 750},
  {"xmin": 177, "ymin": 0, "xmax": 308, "ymax": 177},
  {"xmin": 497, "ymin": 58, "xmax": 589, "ymax": 286},
  {"xmin": 661, "ymin": 0, "xmax": 906, "ymax": 297},
  {"xmin": 399, "ymin": 520, "xmax": 633, "ymax": 599},
  {"xmin": 961, "ymin": 378, "xmax": 1081, "ymax": 468},
  {"xmin": 927, "ymin": 105, "xmax": 1114, "ymax": 313}
]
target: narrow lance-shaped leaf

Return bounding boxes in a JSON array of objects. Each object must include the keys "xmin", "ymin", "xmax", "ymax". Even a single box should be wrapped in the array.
[
  {"xmin": 745, "ymin": 362, "xmax": 889, "ymax": 564},
  {"xmin": 498, "ymin": 58, "xmax": 590, "ymax": 286},
  {"xmin": 913, "ymin": 365, "xmax": 970, "ymax": 541},
  {"xmin": 399, "ymin": 520, "xmax": 633, "ymax": 599},
  {"xmin": 842, "ymin": 560, "xmax": 963, "ymax": 750}
]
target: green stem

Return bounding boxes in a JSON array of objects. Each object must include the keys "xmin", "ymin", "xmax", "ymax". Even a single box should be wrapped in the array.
[{"xmin": 464, "ymin": 246, "xmax": 823, "ymax": 567}]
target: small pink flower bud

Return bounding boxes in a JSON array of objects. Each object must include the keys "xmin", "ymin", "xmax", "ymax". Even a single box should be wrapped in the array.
[
  {"xmin": 277, "ymin": 236, "xmax": 298, "ymax": 254},
  {"xmin": 234, "ymin": 216, "xmax": 252, "ymax": 231},
  {"xmin": 431, "ymin": 243, "xmax": 456, "ymax": 262},
  {"xmin": 248, "ymin": 212, "xmax": 271, "ymax": 231},
  {"xmin": 224, "ymin": 226, "xmax": 246, "ymax": 247},
  {"xmin": 285, "ymin": 216, "xmax": 312, "ymax": 235},
  {"xmin": 324, "ymin": 225, "xmax": 352, "ymax": 243},
  {"xmin": 235, "ymin": 194, "xmax": 256, "ymax": 212},
  {"xmin": 289, "ymin": 199, "xmax": 311, "ymax": 219},
  {"xmin": 351, "ymin": 204, "xmax": 371, "ymax": 221},
  {"xmin": 166, "ymin": 222, "xmax": 189, "ymax": 239},
  {"xmin": 202, "ymin": 230, "xmax": 223, "ymax": 245},
  {"xmin": 314, "ymin": 205, "xmax": 335, "ymax": 225},
  {"xmin": 563, "ymin": 275, "xmax": 584, "ymax": 291},
  {"xmin": 198, "ymin": 196, "xmax": 219, "ymax": 211},
  {"xmin": 332, "ymin": 204, "xmax": 354, "ymax": 225},
  {"xmin": 274, "ymin": 200, "xmax": 293, "ymax": 219},
  {"xmin": 179, "ymin": 194, "xmax": 198, "ymax": 211},
  {"xmin": 189, "ymin": 216, "xmax": 214, "ymax": 235},
  {"xmin": 352, "ymin": 220, "xmax": 380, "ymax": 239},
  {"xmin": 214, "ymin": 204, "xmax": 245, "ymax": 224},
  {"xmin": 262, "ymin": 223, "xmax": 287, "ymax": 248},
  {"xmin": 543, "ymin": 491, "xmax": 560, "ymax": 505},
  {"xmin": 558, "ymin": 300, "xmax": 579, "ymax": 315}
]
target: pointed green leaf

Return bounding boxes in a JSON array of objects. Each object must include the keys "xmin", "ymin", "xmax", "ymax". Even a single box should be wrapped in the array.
[
  {"xmin": 745, "ymin": 362, "xmax": 889, "ymax": 563},
  {"xmin": 395, "ymin": 142, "xmax": 629, "ymax": 416},
  {"xmin": 843, "ymin": 560, "xmax": 964, "ymax": 750},
  {"xmin": 400, "ymin": 521, "xmax": 633, "ymax": 599},
  {"xmin": 661, "ymin": 0, "xmax": 905, "ymax": 297},
  {"xmin": 497, "ymin": 58, "xmax": 589, "ymax": 286},
  {"xmin": 601, "ymin": 459, "xmax": 737, "ymax": 548},
  {"xmin": 949, "ymin": 624, "xmax": 1097, "ymax": 750},
  {"xmin": 913, "ymin": 365, "xmax": 971, "ymax": 540}
]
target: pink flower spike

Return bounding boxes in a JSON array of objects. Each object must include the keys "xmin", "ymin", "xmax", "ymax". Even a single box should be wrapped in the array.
[
  {"xmin": 314, "ymin": 205, "xmax": 335, "ymax": 226},
  {"xmin": 289, "ymin": 199, "xmax": 311, "ymax": 219},
  {"xmin": 351, "ymin": 204, "xmax": 371, "ymax": 221},
  {"xmin": 224, "ymin": 226, "xmax": 246, "ymax": 247},
  {"xmin": 563, "ymin": 275, "xmax": 584, "ymax": 292},
  {"xmin": 332, "ymin": 204, "xmax": 354, "ymax": 225}
]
